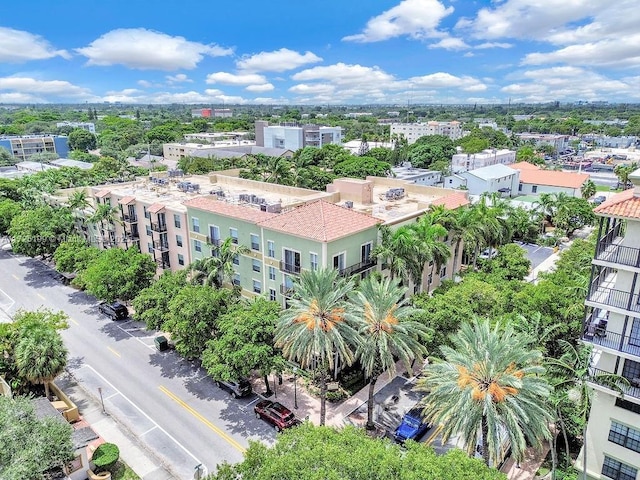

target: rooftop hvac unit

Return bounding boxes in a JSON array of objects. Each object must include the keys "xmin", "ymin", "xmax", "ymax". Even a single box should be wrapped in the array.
[
  {"xmin": 260, "ymin": 204, "xmax": 267, "ymax": 212},
  {"xmin": 385, "ymin": 188, "xmax": 405, "ymax": 200},
  {"xmin": 239, "ymin": 193, "xmax": 250, "ymax": 203},
  {"xmin": 344, "ymin": 201, "xmax": 354, "ymax": 209},
  {"xmin": 266, "ymin": 203, "xmax": 282, "ymax": 213}
]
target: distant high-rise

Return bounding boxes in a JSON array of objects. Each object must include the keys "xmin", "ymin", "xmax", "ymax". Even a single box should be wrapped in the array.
[{"xmin": 255, "ymin": 121, "xmax": 342, "ymax": 150}]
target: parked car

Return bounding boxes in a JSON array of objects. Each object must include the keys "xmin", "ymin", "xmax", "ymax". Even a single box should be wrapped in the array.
[
  {"xmin": 592, "ymin": 195, "xmax": 606, "ymax": 205},
  {"xmin": 98, "ymin": 301, "xmax": 128, "ymax": 320},
  {"xmin": 478, "ymin": 248, "xmax": 498, "ymax": 260},
  {"xmin": 393, "ymin": 407, "xmax": 430, "ymax": 443},
  {"xmin": 216, "ymin": 378, "xmax": 252, "ymax": 398},
  {"xmin": 254, "ymin": 400, "xmax": 300, "ymax": 432}
]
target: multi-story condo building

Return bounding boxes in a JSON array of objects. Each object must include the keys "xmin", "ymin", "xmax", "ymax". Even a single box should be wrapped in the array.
[
  {"xmin": 516, "ymin": 133, "xmax": 570, "ymax": 153},
  {"xmin": 56, "ymin": 122, "xmax": 96, "ymax": 134},
  {"xmin": 0, "ymin": 135, "xmax": 69, "ymax": 161},
  {"xmin": 390, "ymin": 121, "xmax": 464, "ymax": 144},
  {"xmin": 580, "ymin": 170, "xmax": 640, "ymax": 480},
  {"xmin": 451, "ymin": 149, "xmax": 516, "ymax": 173},
  {"xmin": 255, "ymin": 121, "xmax": 342, "ymax": 150}
]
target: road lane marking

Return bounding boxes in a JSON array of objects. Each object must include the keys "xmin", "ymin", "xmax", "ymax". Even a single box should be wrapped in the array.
[
  {"xmin": 11, "ymin": 274, "xmax": 19, "ymax": 281},
  {"xmin": 140, "ymin": 425, "xmax": 158, "ymax": 436},
  {"xmin": 75, "ymin": 365, "xmax": 204, "ymax": 474},
  {"xmin": 115, "ymin": 324, "xmax": 155, "ymax": 351},
  {"xmin": 107, "ymin": 346, "xmax": 121, "ymax": 358},
  {"xmin": 69, "ymin": 317, "xmax": 79, "ymax": 326},
  {"xmin": 36, "ymin": 293, "xmax": 46, "ymax": 300},
  {"xmin": 424, "ymin": 424, "xmax": 443, "ymax": 446},
  {"xmin": 159, "ymin": 385, "xmax": 246, "ymax": 453},
  {"xmin": 104, "ymin": 392, "xmax": 120, "ymax": 401}
]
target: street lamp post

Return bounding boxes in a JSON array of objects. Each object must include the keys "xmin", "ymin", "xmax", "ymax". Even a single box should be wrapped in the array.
[
  {"xmin": 293, "ymin": 368, "xmax": 298, "ymax": 409},
  {"xmin": 98, "ymin": 387, "xmax": 106, "ymax": 414}
]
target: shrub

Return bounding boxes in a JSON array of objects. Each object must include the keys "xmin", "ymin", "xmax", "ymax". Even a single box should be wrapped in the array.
[{"xmin": 93, "ymin": 442, "xmax": 120, "ymax": 471}]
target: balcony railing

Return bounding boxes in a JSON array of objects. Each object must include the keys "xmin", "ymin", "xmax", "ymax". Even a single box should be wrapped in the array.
[
  {"xmin": 206, "ymin": 237, "xmax": 221, "ymax": 246},
  {"xmin": 122, "ymin": 213, "xmax": 138, "ymax": 223},
  {"xmin": 150, "ymin": 222, "xmax": 167, "ymax": 233},
  {"xmin": 588, "ymin": 367, "xmax": 640, "ymax": 400},
  {"xmin": 152, "ymin": 240, "xmax": 169, "ymax": 252},
  {"xmin": 587, "ymin": 284, "xmax": 640, "ymax": 313},
  {"xmin": 280, "ymin": 284, "xmax": 294, "ymax": 296},
  {"xmin": 155, "ymin": 258, "xmax": 171, "ymax": 269},
  {"xmin": 583, "ymin": 320, "xmax": 640, "ymax": 357},
  {"xmin": 339, "ymin": 258, "xmax": 377, "ymax": 277},
  {"xmin": 280, "ymin": 261, "xmax": 301, "ymax": 275},
  {"xmin": 595, "ymin": 242, "xmax": 640, "ymax": 268},
  {"xmin": 125, "ymin": 232, "xmax": 140, "ymax": 241}
]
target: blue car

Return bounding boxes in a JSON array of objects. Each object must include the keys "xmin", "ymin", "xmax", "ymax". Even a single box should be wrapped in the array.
[{"xmin": 393, "ymin": 407, "xmax": 429, "ymax": 443}]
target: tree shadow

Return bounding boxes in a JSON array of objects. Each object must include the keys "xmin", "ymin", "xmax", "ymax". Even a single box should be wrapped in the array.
[
  {"xmin": 66, "ymin": 290, "xmax": 96, "ymax": 306},
  {"xmin": 148, "ymin": 350, "xmax": 202, "ymax": 381}
]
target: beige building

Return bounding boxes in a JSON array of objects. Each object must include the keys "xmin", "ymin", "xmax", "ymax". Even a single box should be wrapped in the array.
[
  {"xmin": 390, "ymin": 121, "xmax": 464, "ymax": 144},
  {"xmin": 451, "ymin": 148, "xmax": 516, "ymax": 172},
  {"xmin": 580, "ymin": 169, "xmax": 640, "ymax": 480}
]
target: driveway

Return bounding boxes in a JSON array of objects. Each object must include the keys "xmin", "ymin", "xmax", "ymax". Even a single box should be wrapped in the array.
[{"xmin": 514, "ymin": 241, "xmax": 555, "ymax": 270}]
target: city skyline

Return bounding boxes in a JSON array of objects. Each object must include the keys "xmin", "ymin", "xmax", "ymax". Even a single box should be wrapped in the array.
[{"xmin": 1, "ymin": 0, "xmax": 639, "ymax": 105}]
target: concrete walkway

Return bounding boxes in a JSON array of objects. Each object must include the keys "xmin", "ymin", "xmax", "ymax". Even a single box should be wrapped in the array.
[{"xmin": 500, "ymin": 440, "xmax": 550, "ymax": 479}]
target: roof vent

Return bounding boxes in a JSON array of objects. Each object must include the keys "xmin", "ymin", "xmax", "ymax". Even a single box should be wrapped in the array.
[{"xmin": 344, "ymin": 201, "xmax": 354, "ymax": 209}]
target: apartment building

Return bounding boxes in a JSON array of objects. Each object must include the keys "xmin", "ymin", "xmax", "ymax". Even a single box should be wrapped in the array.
[
  {"xmin": 255, "ymin": 121, "xmax": 343, "ymax": 150},
  {"xmin": 451, "ymin": 148, "xmax": 516, "ymax": 173},
  {"xmin": 390, "ymin": 121, "xmax": 464, "ymax": 144},
  {"xmin": 56, "ymin": 122, "xmax": 96, "ymax": 134},
  {"xmin": 516, "ymin": 133, "xmax": 570, "ymax": 153},
  {"xmin": 0, "ymin": 135, "xmax": 69, "ymax": 161},
  {"xmin": 580, "ymin": 170, "xmax": 640, "ymax": 480}
]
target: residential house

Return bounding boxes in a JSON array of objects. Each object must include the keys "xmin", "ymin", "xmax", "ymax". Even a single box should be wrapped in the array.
[
  {"xmin": 512, "ymin": 162, "xmax": 589, "ymax": 197},
  {"xmin": 444, "ymin": 164, "xmax": 519, "ymax": 197},
  {"xmin": 579, "ymin": 170, "xmax": 640, "ymax": 480},
  {"xmin": 391, "ymin": 163, "xmax": 441, "ymax": 186}
]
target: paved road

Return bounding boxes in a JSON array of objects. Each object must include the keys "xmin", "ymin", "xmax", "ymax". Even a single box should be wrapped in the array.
[{"xmin": 0, "ymin": 250, "xmax": 277, "ymax": 478}]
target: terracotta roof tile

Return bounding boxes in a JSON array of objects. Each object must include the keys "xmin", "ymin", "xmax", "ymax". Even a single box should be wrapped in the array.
[
  {"xmin": 258, "ymin": 200, "xmax": 381, "ymax": 242},
  {"xmin": 430, "ymin": 192, "xmax": 470, "ymax": 210},
  {"xmin": 517, "ymin": 169, "xmax": 589, "ymax": 189},
  {"xmin": 148, "ymin": 203, "xmax": 165, "ymax": 214},
  {"xmin": 594, "ymin": 188, "xmax": 640, "ymax": 219},
  {"xmin": 118, "ymin": 196, "xmax": 136, "ymax": 205},
  {"xmin": 510, "ymin": 161, "xmax": 540, "ymax": 170},
  {"xmin": 94, "ymin": 188, "xmax": 111, "ymax": 198},
  {"xmin": 183, "ymin": 196, "xmax": 275, "ymax": 223}
]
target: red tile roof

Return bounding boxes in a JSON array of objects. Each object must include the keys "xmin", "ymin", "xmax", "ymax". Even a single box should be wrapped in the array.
[
  {"xmin": 118, "ymin": 196, "xmax": 136, "ymax": 205},
  {"xmin": 510, "ymin": 161, "xmax": 540, "ymax": 170},
  {"xmin": 148, "ymin": 203, "xmax": 165, "ymax": 214},
  {"xmin": 258, "ymin": 200, "xmax": 381, "ymax": 242},
  {"xmin": 594, "ymin": 188, "xmax": 640, "ymax": 219},
  {"xmin": 430, "ymin": 192, "xmax": 470, "ymax": 210},
  {"xmin": 183, "ymin": 196, "xmax": 275, "ymax": 223},
  {"xmin": 517, "ymin": 169, "xmax": 589, "ymax": 189},
  {"xmin": 94, "ymin": 188, "xmax": 111, "ymax": 198}
]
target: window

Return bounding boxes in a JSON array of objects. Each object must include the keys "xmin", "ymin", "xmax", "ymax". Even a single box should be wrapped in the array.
[
  {"xmin": 147, "ymin": 242, "xmax": 153, "ymax": 254},
  {"xmin": 252, "ymin": 259, "xmax": 261, "ymax": 272},
  {"xmin": 233, "ymin": 254, "xmax": 239, "ymax": 265},
  {"xmin": 283, "ymin": 249, "xmax": 301, "ymax": 274},
  {"xmin": 361, "ymin": 242, "xmax": 372, "ymax": 262},
  {"xmin": 176, "ymin": 235, "xmax": 183, "ymax": 247},
  {"xmin": 192, "ymin": 217, "xmax": 200, "ymax": 233},
  {"xmin": 251, "ymin": 234, "xmax": 260, "ymax": 251},
  {"xmin": 532, "ymin": 185, "xmax": 538, "ymax": 193},
  {"xmin": 209, "ymin": 225, "xmax": 220, "ymax": 245},
  {"xmin": 230, "ymin": 228, "xmax": 238, "ymax": 244},
  {"xmin": 518, "ymin": 183, "xmax": 523, "ymax": 192},
  {"xmin": 178, "ymin": 254, "xmax": 184, "ymax": 266},
  {"xmin": 616, "ymin": 398, "xmax": 640, "ymax": 414},
  {"xmin": 144, "ymin": 206, "xmax": 150, "ymax": 219},
  {"xmin": 194, "ymin": 240, "xmax": 202, "ymax": 252},
  {"xmin": 269, "ymin": 288, "xmax": 277, "ymax": 301},
  {"xmin": 602, "ymin": 456, "xmax": 637, "ymax": 480},
  {"xmin": 253, "ymin": 280, "xmax": 262, "ymax": 294},
  {"xmin": 269, "ymin": 266, "xmax": 276, "ymax": 281},
  {"xmin": 267, "ymin": 240, "xmax": 275, "ymax": 258},
  {"xmin": 174, "ymin": 214, "xmax": 181, "ymax": 228},
  {"xmin": 310, "ymin": 253, "xmax": 318, "ymax": 271},
  {"xmin": 146, "ymin": 225, "xmax": 152, "ymax": 236},
  {"xmin": 622, "ymin": 358, "xmax": 640, "ymax": 383},
  {"xmin": 440, "ymin": 266, "xmax": 447, "ymax": 278},
  {"xmin": 232, "ymin": 274, "xmax": 240, "ymax": 286},
  {"xmin": 333, "ymin": 252, "xmax": 345, "ymax": 271},
  {"xmin": 609, "ymin": 422, "xmax": 640, "ymax": 453}
]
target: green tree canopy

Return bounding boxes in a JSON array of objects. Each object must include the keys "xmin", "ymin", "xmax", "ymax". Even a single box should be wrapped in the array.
[
  {"xmin": 333, "ymin": 156, "xmax": 391, "ymax": 178},
  {"xmin": 0, "ymin": 199, "xmax": 22, "ymax": 235},
  {"xmin": 131, "ymin": 270, "xmax": 188, "ymax": 330},
  {"xmin": 407, "ymin": 135, "xmax": 456, "ymax": 169},
  {"xmin": 8, "ymin": 205, "xmax": 74, "ymax": 258},
  {"xmin": 68, "ymin": 128, "xmax": 97, "ymax": 151}
]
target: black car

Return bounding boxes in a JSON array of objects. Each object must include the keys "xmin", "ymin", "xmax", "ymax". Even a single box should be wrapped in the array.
[
  {"xmin": 215, "ymin": 378, "xmax": 252, "ymax": 398},
  {"xmin": 98, "ymin": 301, "xmax": 129, "ymax": 320}
]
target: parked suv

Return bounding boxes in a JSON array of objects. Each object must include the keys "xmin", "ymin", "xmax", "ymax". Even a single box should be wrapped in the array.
[
  {"xmin": 393, "ymin": 407, "xmax": 429, "ymax": 443},
  {"xmin": 98, "ymin": 301, "xmax": 128, "ymax": 321},
  {"xmin": 215, "ymin": 378, "xmax": 252, "ymax": 398},
  {"xmin": 254, "ymin": 400, "xmax": 300, "ymax": 432}
]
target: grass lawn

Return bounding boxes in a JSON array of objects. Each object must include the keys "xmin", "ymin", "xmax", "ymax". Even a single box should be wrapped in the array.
[
  {"xmin": 596, "ymin": 185, "xmax": 619, "ymax": 192},
  {"xmin": 110, "ymin": 461, "xmax": 140, "ymax": 480}
]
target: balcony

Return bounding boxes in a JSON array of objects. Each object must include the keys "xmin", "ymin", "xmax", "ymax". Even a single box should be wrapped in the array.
[
  {"xmin": 587, "ymin": 283, "xmax": 640, "ymax": 314},
  {"xmin": 339, "ymin": 258, "xmax": 377, "ymax": 277},
  {"xmin": 155, "ymin": 258, "xmax": 171, "ymax": 269},
  {"xmin": 595, "ymin": 240, "xmax": 640, "ymax": 269},
  {"xmin": 125, "ymin": 232, "xmax": 140, "ymax": 241},
  {"xmin": 122, "ymin": 213, "xmax": 138, "ymax": 224},
  {"xmin": 280, "ymin": 261, "xmax": 301, "ymax": 275},
  {"xmin": 150, "ymin": 222, "xmax": 167, "ymax": 233},
  {"xmin": 152, "ymin": 240, "xmax": 169, "ymax": 252},
  {"xmin": 588, "ymin": 367, "xmax": 640, "ymax": 400},
  {"xmin": 583, "ymin": 312, "xmax": 640, "ymax": 357},
  {"xmin": 280, "ymin": 284, "xmax": 294, "ymax": 296},
  {"xmin": 206, "ymin": 237, "xmax": 221, "ymax": 246}
]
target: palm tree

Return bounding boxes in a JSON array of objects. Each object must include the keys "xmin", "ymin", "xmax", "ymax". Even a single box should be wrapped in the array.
[
  {"xmin": 614, "ymin": 162, "xmax": 638, "ymax": 190},
  {"xmin": 66, "ymin": 190, "xmax": 92, "ymax": 235},
  {"xmin": 89, "ymin": 203, "xmax": 121, "ymax": 247},
  {"xmin": 350, "ymin": 276, "xmax": 428, "ymax": 430},
  {"xmin": 274, "ymin": 268, "xmax": 360, "ymax": 426},
  {"xmin": 547, "ymin": 341, "xmax": 629, "ymax": 480},
  {"xmin": 411, "ymin": 214, "xmax": 450, "ymax": 293},
  {"xmin": 417, "ymin": 317, "xmax": 552, "ymax": 467},
  {"xmin": 580, "ymin": 180, "xmax": 596, "ymax": 200},
  {"xmin": 189, "ymin": 238, "xmax": 249, "ymax": 289},
  {"xmin": 14, "ymin": 326, "xmax": 68, "ymax": 400},
  {"xmin": 370, "ymin": 225, "xmax": 414, "ymax": 282}
]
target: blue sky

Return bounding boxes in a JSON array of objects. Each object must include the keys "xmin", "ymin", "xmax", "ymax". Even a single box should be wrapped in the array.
[{"xmin": 1, "ymin": 0, "xmax": 639, "ymax": 105}]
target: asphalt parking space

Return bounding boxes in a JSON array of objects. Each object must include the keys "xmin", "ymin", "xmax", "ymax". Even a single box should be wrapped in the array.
[{"xmin": 514, "ymin": 242, "xmax": 555, "ymax": 270}]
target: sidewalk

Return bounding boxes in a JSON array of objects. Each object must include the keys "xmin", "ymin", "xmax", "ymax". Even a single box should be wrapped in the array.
[
  {"xmin": 57, "ymin": 371, "xmax": 174, "ymax": 480},
  {"xmin": 500, "ymin": 439, "xmax": 550, "ymax": 479}
]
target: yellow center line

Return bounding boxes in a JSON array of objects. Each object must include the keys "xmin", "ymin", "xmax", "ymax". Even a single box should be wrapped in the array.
[
  {"xmin": 11, "ymin": 274, "xmax": 19, "ymax": 281},
  {"xmin": 69, "ymin": 318, "xmax": 79, "ymax": 326},
  {"xmin": 36, "ymin": 293, "xmax": 46, "ymax": 300},
  {"xmin": 425, "ymin": 424, "xmax": 443, "ymax": 446},
  {"xmin": 107, "ymin": 346, "xmax": 121, "ymax": 358},
  {"xmin": 158, "ymin": 385, "xmax": 246, "ymax": 453}
]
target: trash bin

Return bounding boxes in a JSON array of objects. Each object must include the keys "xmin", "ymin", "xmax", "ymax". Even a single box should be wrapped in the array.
[{"xmin": 155, "ymin": 335, "xmax": 169, "ymax": 352}]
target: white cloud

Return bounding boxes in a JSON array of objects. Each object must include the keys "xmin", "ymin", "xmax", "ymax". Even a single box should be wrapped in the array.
[
  {"xmin": 137, "ymin": 80, "xmax": 153, "ymax": 88},
  {"xmin": 0, "ymin": 27, "xmax": 69, "ymax": 62},
  {"xmin": 166, "ymin": 73, "xmax": 192, "ymax": 83},
  {"xmin": 0, "ymin": 92, "xmax": 47, "ymax": 103},
  {"xmin": 0, "ymin": 77, "xmax": 91, "ymax": 98},
  {"xmin": 236, "ymin": 48, "xmax": 322, "ymax": 72},
  {"xmin": 288, "ymin": 83, "xmax": 336, "ymax": 95},
  {"xmin": 76, "ymin": 28, "xmax": 233, "ymax": 70},
  {"xmin": 428, "ymin": 37, "xmax": 468, "ymax": 50},
  {"xmin": 245, "ymin": 83, "xmax": 274, "ymax": 92},
  {"xmin": 292, "ymin": 63, "xmax": 396, "ymax": 85},
  {"xmin": 206, "ymin": 72, "xmax": 267, "ymax": 85},
  {"xmin": 408, "ymin": 72, "xmax": 487, "ymax": 91},
  {"xmin": 476, "ymin": 42, "xmax": 512, "ymax": 49},
  {"xmin": 343, "ymin": 0, "xmax": 454, "ymax": 43}
]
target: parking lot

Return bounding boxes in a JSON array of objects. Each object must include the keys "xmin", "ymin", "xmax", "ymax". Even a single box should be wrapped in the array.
[{"xmin": 514, "ymin": 241, "xmax": 555, "ymax": 270}]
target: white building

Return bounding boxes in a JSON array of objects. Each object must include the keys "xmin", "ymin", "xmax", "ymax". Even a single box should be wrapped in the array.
[
  {"xmin": 391, "ymin": 163, "xmax": 441, "ymax": 186},
  {"xmin": 444, "ymin": 164, "xmax": 519, "ymax": 197},
  {"xmin": 390, "ymin": 121, "xmax": 464, "ymax": 144},
  {"xmin": 511, "ymin": 161, "xmax": 589, "ymax": 197},
  {"xmin": 56, "ymin": 122, "xmax": 96, "ymax": 134},
  {"xmin": 451, "ymin": 149, "xmax": 516, "ymax": 173},
  {"xmin": 516, "ymin": 133, "xmax": 570, "ymax": 153},
  {"xmin": 579, "ymin": 171, "xmax": 640, "ymax": 479},
  {"xmin": 258, "ymin": 123, "xmax": 342, "ymax": 150}
]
